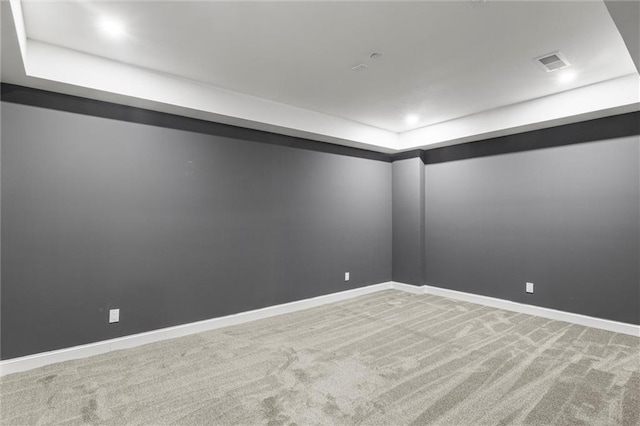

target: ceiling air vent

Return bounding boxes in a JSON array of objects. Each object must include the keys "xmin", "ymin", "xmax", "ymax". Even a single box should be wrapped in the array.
[{"xmin": 534, "ymin": 51, "xmax": 570, "ymax": 72}]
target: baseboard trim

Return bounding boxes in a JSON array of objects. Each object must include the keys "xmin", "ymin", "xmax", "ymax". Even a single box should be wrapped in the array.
[
  {"xmin": 391, "ymin": 282, "xmax": 424, "ymax": 294},
  {"xmin": 414, "ymin": 283, "xmax": 640, "ymax": 337},
  {"xmin": 3, "ymin": 280, "xmax": 638, "ymax": 376},
  {"xmin": 0, "ymin": 282, "xmax": 393, "ymax": 376}
]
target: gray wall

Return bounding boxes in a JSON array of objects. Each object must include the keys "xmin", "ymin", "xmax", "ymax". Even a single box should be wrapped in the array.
[
  {"xmin": 392, "ymin": 158, "xmax": 424, "ymax": 285},
  {"xmin": 424, "ymin": 137, "xmax": 640, "ymax": 325},
  {"xmin": 2, "ymin": 96, "xmax": 638, "ymax": 360},
  {"xmin": 1, "ymin": 102, "xmax": 392, "ymax": 359}
]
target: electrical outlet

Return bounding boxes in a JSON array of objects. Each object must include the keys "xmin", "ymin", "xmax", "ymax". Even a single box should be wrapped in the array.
[
  {"xmin": 109, "ymin": 309, "xmax": 120, "ymax": 323},
  {"xmin": 526, "ymin": 282, "xmax": 534, "ymax": 294},
  {"xmin": 345, "ymin": 272, "xmax": 350, "ymax": 281}
]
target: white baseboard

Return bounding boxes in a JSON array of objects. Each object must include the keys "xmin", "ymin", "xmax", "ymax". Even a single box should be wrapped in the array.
[
  {"xmin": 3, "ymin": 280, "xmax": 638, "ymax": 376},
  {"xmin": 413, "ymin": 282, "xmax": 640, "ymax": 337},
  {"xmin": 391, "ymin": 282, "xmax": 424, "ymax": 294},
  {"xmin": 0, "ymin": 282, "xmax": 393, "ymax": 377}
]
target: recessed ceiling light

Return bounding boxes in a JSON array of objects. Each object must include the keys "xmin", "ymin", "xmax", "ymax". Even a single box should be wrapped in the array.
[
  {"xmin": 406, "ymin": 114, "xmax": 419, "ymax": 125},
  {"xmin": 558, "ymin": 70, "xmax": 577, "ymax": 83},
  {"xmin": 99, "ymin": 17, "xmax": 126, "ymax": 39}
]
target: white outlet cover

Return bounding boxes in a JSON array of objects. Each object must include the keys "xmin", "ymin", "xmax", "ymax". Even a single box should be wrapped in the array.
[
  {"xmin": 345, "ymin": 272, "xmax": 350, "ymax": 281},
  {"xmin": 526, "ymin": 282, "xmax": 534, "ymax": 293},
  {"xmin": 109, "ymin": 309, "xmax": 120, "ymax": 323}
]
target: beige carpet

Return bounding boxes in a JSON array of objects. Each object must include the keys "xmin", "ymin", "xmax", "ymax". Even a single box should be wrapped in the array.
[{"xmin": 1, "ymin": 290, "xmax": 639, "ymax": 425}]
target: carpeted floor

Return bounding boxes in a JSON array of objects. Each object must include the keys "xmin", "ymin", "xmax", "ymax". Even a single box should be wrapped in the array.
[{"xmin": 1, "ymin": 290, "xmax": 639, "ymax": 425}]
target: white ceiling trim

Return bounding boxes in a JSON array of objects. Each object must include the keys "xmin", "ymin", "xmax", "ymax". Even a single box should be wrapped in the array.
[
  {"xmin": 3, "ymin": 2, "xmax": 639, "ymax": 154},
  {"xmin": 399, "ymin": 73, "xmax": 640, "ymax": 150},
  {"xmin": 25, "ymin": 40, "xmax": 399, "ymax": 151},
  {"xmin": 4, "ymin": 2, "xmax": 399, "ymax": 152},
  {"xmin": 8, "ymin": 0, "xmax": 27, "ymax": 67}
]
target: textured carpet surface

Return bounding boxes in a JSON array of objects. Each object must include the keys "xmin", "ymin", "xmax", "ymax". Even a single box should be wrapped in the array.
[{"xmin": 1, "ymin": 290, "xmax": 639, "ymax": 425}]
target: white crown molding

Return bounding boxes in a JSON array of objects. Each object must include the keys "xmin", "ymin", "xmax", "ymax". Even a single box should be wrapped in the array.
[
  {"xmin": 2, "ymin": 2, "xmax": 638, "ymax": 154},
  {"xmin": 8, "ymin": 0, "xmax": 27, "ymax": 61},
  {"xmin": 24, "ymin": 41, "xmax": 400, "ymax": 152},
  {"xmin": 398, "ymin": 73, "xmax": 640, "ymax": 150},
  {"xmin": 1, "ymin": 3, "xmax": 398, "ymax": 152}
]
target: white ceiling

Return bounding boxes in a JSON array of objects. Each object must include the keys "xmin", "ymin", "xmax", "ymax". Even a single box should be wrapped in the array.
[{"xmin": 2, "ymin": 0, "xmax": 639, "ymax": 152}]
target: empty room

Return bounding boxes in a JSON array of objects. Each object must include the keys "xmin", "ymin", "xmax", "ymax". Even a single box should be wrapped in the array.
[{"xmin": 1, "ymin": 0, "xmax": 639, "ymax": 425}]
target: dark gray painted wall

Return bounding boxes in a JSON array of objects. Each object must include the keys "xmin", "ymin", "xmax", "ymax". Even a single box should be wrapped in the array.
[
  {"xmin": 1, "ymin": 102, "xmax": 392, "ymax": 359},
  {"xmin": 2, "ymin": 93, "xmax": 639, "ymax": 360},
  {"xmin": 392, "ymin": 158, "xmax": 424, "ymax": 285},
  {"xmin": 424, "ymin": 137, "xmax": 640, "ymax": 324}
]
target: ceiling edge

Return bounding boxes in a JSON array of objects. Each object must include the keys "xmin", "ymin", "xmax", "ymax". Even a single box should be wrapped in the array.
[
  {"xmin": 605, "ymin": 0, "xmax": 640, "ymax": 73},
  {"xmin": 398, "ymin": 73, "xmax": 640, "ymax": 150},
  {"xmin": 3, "ymin": 1, "xmax": 638, "ymax": 154}
]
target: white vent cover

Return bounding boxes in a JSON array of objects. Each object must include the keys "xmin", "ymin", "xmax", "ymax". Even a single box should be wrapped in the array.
[{"xmin": 534, "ymin": 51, "xmax": 570, "ymax": 72}]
